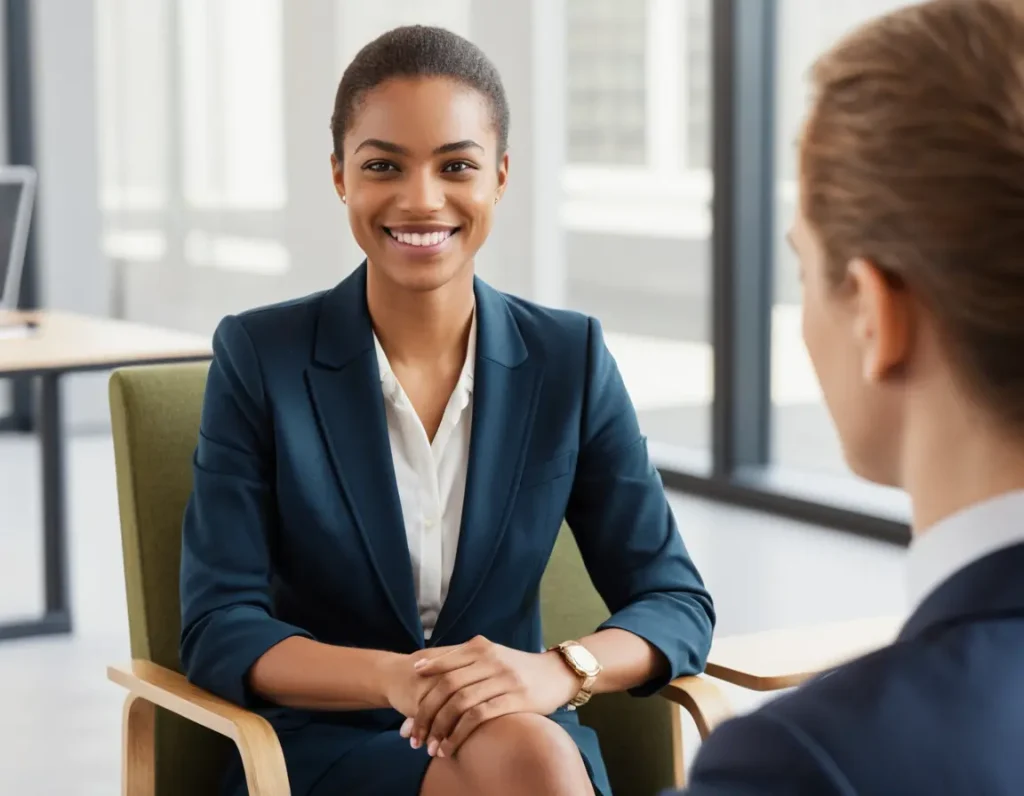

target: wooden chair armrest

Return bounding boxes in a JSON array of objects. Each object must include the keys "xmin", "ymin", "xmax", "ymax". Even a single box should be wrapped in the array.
[
  {"xmin": 705, "ymin": 615, "xmax": 902, "ymax": 691},
  {"xmin": 661, "ymin": 675, "xmax": 733, "ymax": 739},
  {"xmin": 108, "ymin": 660, "xmax": 289, "ymax": 796}
]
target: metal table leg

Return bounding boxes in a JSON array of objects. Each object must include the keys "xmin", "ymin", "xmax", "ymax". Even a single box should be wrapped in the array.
[{"xmin": 0, "ymin": 371, "xmax": 72, "ymax": 640}]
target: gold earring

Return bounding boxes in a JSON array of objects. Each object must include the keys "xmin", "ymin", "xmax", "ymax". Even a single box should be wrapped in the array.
[
  {"xmin": 342, "ymin": 195, "xmax": 347, "ymax": 204},
  {"xmin": 494, "ymin": 195, "xmax": 499, "ymax": 204}
]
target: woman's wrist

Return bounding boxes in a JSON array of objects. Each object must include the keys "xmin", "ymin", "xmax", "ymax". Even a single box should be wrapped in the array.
[
  {"xmin": 375, "ymin": 651, "xmax": 410, "ymax": 708},
  {"xmin": 539, "ymin": 649, "xmax": 586, "ymax": 706}
]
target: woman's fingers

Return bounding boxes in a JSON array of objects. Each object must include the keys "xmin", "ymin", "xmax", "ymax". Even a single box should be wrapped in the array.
[
  {"xmin": 440, "ymin": 694, "xmax": 518, "ymax": 758},
  {"xmin": 414, "ymin": 635, "xmax": 495, "ymax": 677},
  {"xmin": 411, "ymin": 660, "xmax": 494, "ymax": 748},
  {"xmin": 424, "ymin": 675, "xmax": 512, "ymax": 755}
]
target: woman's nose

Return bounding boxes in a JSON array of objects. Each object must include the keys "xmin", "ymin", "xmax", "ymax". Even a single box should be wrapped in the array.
[{"xmin": 396, "ymin": 171, "xmax": 445, "ymax": 213}]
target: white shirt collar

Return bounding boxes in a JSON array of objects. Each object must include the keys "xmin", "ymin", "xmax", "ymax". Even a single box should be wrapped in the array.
[
  {"xmin": 373, "ymin": 310, "xmax": 476, "ymax": 404},
  {"xmin": 907, "ymin": 489, "xmax": 1024, "ymax": 613}
]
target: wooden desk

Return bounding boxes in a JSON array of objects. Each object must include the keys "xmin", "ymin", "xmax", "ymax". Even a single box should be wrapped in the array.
[
  {"xmin": 705, "ymin": 615, "xmax": 903, "ymax": 691},
  {"xmin": 0, "ymin": 310, "xmax": 211, "ymax": 641}
]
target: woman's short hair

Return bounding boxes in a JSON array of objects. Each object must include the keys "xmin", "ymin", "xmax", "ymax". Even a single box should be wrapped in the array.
[
  {"xmin": 331, "ymin": 25, "xmax": 509, "ymax": 162},
  {"xmin": 802, "ymin": 0, "xmax": 1024, "ymax": 430}
]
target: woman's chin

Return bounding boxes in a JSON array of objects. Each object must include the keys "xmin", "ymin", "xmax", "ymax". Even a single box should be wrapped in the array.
[{"xmin": 373, "ymin": 255, "xmax": 468, "ymax": 293}]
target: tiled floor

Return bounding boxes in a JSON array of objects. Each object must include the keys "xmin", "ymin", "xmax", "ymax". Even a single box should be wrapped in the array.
[{"xmin": 0, "ymin": 433, "xmax": 908, "ymax": 794}]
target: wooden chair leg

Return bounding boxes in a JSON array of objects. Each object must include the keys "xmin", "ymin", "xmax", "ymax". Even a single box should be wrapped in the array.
[
  {"xmin": 670, "ymin": 703, "xmax": 687, "ymax": 790},
  {"xmin": 122, "ymin": 693, "xmax": 156, "ymax": 796},
  {"xmin": 662, "ymin": 675, "xmax": 735, "ymax": 788}
]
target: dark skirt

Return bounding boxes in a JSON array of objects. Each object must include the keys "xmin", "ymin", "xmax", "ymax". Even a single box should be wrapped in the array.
[{"xmin": 225, "ymin": 709, "xmax": 612, "ymax": 796}]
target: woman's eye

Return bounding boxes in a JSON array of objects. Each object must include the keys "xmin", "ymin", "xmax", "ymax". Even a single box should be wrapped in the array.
[
  {"xmin": 443, "ymin": 161, "xmax": 475, "ymax": 174},
  {"xmin": 364, "ymin": 161, "xmax": 397, "ymax": 173}
]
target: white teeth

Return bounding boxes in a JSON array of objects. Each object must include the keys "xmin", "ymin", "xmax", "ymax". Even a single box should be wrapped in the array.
[{"xmin": 391, "ymin": 229, "xmax": 453, "ymax": 247}]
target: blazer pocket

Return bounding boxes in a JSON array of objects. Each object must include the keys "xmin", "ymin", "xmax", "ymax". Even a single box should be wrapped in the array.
[{"xmin": 519, "ymin": 452, "xmax": 575, "ymax": 490}]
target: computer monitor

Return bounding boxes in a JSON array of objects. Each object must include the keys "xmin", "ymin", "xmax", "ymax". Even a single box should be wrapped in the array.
[{"xmin": 0, "ymin": 165, "xmax": 37, "ymax": 313}]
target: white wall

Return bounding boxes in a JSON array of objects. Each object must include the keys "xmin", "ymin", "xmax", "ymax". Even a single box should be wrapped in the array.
[{"xmin": 31, "ymin": 0, "xmax": 110, "ymax": 430}]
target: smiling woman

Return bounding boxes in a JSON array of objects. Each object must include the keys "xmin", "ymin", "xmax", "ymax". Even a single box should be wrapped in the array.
[{"xmin": 177, "ymin": 24, "xmax": 714, "ymax": 796}]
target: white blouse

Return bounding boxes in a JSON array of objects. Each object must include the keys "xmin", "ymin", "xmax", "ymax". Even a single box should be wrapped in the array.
[{"xmin": 372, "ymin": 314, "xmax": 476, "ymax": 639}]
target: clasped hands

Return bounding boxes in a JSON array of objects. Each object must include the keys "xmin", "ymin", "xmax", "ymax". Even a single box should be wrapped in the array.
[{"xmin": 385, "ymin": 635, "xmax": 581, "ymax": 759}]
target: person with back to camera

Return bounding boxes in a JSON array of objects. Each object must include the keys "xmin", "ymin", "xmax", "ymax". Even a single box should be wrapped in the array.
[
  {"xmin": 674, "ymin": 0, "xmax": 1024, "ymax": 793},
  {"xmin": 177, "ymin": 24, "xmax": 715, "ymax": 796}
]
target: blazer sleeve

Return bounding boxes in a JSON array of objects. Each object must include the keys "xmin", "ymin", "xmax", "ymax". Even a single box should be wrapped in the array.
[
  {"xmin": 675, "ymin": 710, "xmax": 851, "ymax": 796},
  {"xmin": 565, "ymin": 316, "xmax": 715, "ymax": 695},
  {"xmin": 178, "ymin": 314, "xmax": 313, "ymax": 707}
]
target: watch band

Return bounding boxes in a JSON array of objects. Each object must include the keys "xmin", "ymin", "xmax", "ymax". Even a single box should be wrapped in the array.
[{"xmin": 551, "ymin": 640, "xmax": 601, "ymax": 709}]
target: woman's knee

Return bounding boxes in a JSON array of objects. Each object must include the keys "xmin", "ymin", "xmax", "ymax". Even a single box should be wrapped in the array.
[{"xmin": 431, "ymin": 713, "xmax": 594, "ymax": 796}]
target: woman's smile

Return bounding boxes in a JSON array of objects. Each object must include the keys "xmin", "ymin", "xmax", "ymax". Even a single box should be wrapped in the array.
[{"xmin": 383, "ymin": 225, "xmax": 461, "ymax": 258}]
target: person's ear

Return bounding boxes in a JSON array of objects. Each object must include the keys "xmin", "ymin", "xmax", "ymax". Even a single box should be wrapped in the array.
[
  {"xmin": 848, "ymin": 257, "xmax": 911, "ymax": 383},
  {"xmin": 494, "ymin": 152, "xmax": 510, "ymax": 203},
  {"xmin": 330, "ymin": 153, "xmax": 346, "ymax": 204}
]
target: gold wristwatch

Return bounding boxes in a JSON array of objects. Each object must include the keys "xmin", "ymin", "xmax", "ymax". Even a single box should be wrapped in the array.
[{"xmin": 550, "ymin": 640, "xmax": 603, "ymax": 709}]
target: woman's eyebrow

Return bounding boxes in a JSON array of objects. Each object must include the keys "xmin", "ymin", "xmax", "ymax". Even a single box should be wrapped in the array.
[
  {"xmin": 354, "ymin": 138, "xmax": 407, "ymax": 155},
  {"xmin": 353, "ymin": 138, "xmax": 484, "ymax": 156},
  {"xmin": 434, "ymin": 139, "xmax": 483, "ymax": 154}
]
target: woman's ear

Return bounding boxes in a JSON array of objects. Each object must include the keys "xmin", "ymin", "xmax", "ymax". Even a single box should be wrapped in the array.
[
  {"xmin": 330, "ymin": 153, "xmax": 346, "ymax": 203},
  {"xmin": 848, "ymin": 257, "xmax": 911, "ymax": 383},
  {"xmin": 495, "ymin": 151, "xmax": 510, "ymax": 202}
]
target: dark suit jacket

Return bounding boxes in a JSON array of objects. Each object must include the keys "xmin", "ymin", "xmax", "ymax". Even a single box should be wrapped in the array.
[
  {"xmin": 678, "ymin": 542, "xmax": 1024, "ymax": 795},
  {"xmin": 179, "ymin": 263, "xmax": 715, "ymax": 795}
]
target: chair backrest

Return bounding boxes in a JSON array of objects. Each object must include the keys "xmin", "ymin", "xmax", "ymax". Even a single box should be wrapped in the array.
[
  {"xmin": 109, "ymin": 362, "xmax": 229, "ymax": 796},
  {"xmin": 541, "ymin": 529, "xmax": 682, "ymax": 796},
  {"xmin": 110, "ymin": 361, "xmax": 681, "ymax": 796}
]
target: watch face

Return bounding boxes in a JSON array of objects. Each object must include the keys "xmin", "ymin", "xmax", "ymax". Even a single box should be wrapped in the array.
[{"xmin": 568, "ymin": 644, "xmax": 600, "ymax": 675}]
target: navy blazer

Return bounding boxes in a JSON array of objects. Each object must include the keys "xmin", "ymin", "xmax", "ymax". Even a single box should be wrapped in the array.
[
  {"xmin": 179, "ymin": 263, "xmax": 714, "ymax": 796},
  {"xmin": 678, "ymin": 542, "xmax": 1024, "ymax": 795}
]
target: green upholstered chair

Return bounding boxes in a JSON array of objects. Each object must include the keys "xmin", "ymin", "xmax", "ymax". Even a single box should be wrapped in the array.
[
  {"xmin": 539, "ymin": 531, "xmax": 686, "ymax": 796},
  {"xmin": 107, "ymin": 361, "xmax": 720, "ymax": 795}
]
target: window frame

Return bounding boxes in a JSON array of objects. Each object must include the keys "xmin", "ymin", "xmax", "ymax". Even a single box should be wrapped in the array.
[
  {"xmin": 563, "ymin": 0, "xmax": 910, "ymax": 546},
  {"xmin": 660, "ymin": 0, "xmax": 910, "ymax": 545}
]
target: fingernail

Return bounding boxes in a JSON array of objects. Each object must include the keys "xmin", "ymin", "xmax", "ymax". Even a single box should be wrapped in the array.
[
  {"xmin": 400, "ymin": 718, "xmax": 413, "ymax": 738},
  {"xmin": 436, "ymin": 746, "xmax": 446, "ymax": 759},
  {"xmin": 410, "ymin": 734, "xmax": 421, "ymax": 749},
  {"xmin": 427, "ymin": 738, "xmax": 439, "ymax": 757},
  {"xmin": 414, "ymin": 658, "xmax": 428, "ymax": 670}
]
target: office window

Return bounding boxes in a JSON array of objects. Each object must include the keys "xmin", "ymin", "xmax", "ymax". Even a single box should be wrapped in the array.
[
  {"xmin": 179, "ymin": 0, "xmax": 286, "ymax": 210},
  {"xmin": 771, "ymin": 0, "xmax": 916, "ymax": 477},
  {"xmin": 679, "ymin": 0, "xmax": 711, "ymax": 171},
  {"xmin": 566, "ymin": 0, "xmax": 647, "ymax": 166},
  {"xmin": 564, "ymin": 0, "xmax": 714, "ymax": 458},
  {"xmin": 95, "ymin": 0, "xmax": 170, "ymax": 212}
]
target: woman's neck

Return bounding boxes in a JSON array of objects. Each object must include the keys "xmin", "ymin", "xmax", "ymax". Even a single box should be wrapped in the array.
[
  {"xmin": 903, "ymin": 406, "xmax": 1024, "ymax": 535},
  {"xmin": 365, "ymin": 265, "xmax": 476, "ymax": 366}
]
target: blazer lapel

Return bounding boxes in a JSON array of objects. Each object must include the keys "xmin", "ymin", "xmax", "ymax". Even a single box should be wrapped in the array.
[
  {"xmin": 304, "ymin": 264, "xmax": 421, "ymax": 646},
  {"xmin": 431, "ymin": 280, "xmax": 543, "ymax": 644}
]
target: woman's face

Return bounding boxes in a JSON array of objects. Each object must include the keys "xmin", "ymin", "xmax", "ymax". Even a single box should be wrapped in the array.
[
  {"xmin": 333, "ymin": 76, "xmax": 508, "ymax": 293},
  {"xmin": 791, "ymin": 193, "xmax": 910, "ymax": 486}
]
